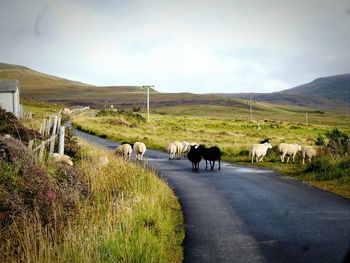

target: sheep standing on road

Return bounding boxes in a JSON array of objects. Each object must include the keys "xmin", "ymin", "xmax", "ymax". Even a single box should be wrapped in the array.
[
  {"xmin": 167, "ymin": 142, "xmax": 177, "ymax": 160},
  {"xmin": 115, "ymin": 143, "xmax": 133, "ymax": 160},
  {"xmin": 198, "ymin": 145, "xmax": 223, "ymax": 170},
  {"xmin": 187, "ymin": 145, "xmax": 202, "ymax": 172},
  {"xmin": 278, "ymin": 143, "xmax": 302, "ymax": 163},
  {"xmin": 174, "ymin": 141, "xmax": 183, "ymax": 159},
  {"xmin": 134, "ymin": 142, "xmax": 146, "ymax": 160},
  {"xmin": 250, "ymin": 142, "xmax": 272, "ymax": 163},
  {"xmin": 182, "ymin": 141, "xmax": 190, "ymax": 156},
  {"xmin": 302, "ymin": 146, "xmax": 325, "ymax": 164}
]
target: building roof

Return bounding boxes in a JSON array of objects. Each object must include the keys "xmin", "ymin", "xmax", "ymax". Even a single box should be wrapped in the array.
[{"xmin": 0, "ymin": 80, "xmax": 19, "ymax": 92}]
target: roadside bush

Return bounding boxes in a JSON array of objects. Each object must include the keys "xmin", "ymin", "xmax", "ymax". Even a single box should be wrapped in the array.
[
  {"xmin": 0, "ymin": 107, "xmax": 43, "ymax": 143},
  {"xmin": 306, "ymin": 155, "xmax": 350, "ymax": 181},
  {"xmin": 96, "ymin": 109, "xmax": 119, "ymax": 117},
  {"xmin": 0, "ymin": 136, "xmax": 89, "ymax": 258},
  {"xmin": 325, "ymin": 128, "xmax": 349, "ymax": 156},
  {"xmin": 315, "ymin": 134, "xmax": 326, "ymax": 146}
]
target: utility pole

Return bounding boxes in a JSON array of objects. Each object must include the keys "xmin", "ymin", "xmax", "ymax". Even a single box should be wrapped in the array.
[
  {"xmin": 247, "ymin": 97, "xmax": 254, "ymax": 121},
  {"xmin": 305, "ymin": 112, "xmax": 308, "ymax": 125},
  {"xmin": 142, "ymin": 85, "xmax": 154, "ymax": 122}
]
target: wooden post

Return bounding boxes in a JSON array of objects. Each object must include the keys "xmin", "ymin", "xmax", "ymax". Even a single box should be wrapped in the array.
[
  {"xmin": 58, "ymin": 126, "xmax": 65, "ymax": 155},
  {"xmin": 28, "ymin": 140, "xmax": 34, "ymax": 151},
  {"xmin": 52, "ymin": 115, "xmax": 58, "ymax": 136},
  {"xmin": 49, "ymin": 135, "xmax": 56, "ymax": 157},
  {"xmin": 57, "ymin": 116, "xmax": 62, "ymax": 134},
  {"xmin": 38, "ymin": 141, "xmax": 46, "ymax": 162},
  {"xmin": 46, "ymin": 117, "xmax": 52, "ymax": 137},
  {"xmin": 42, "ymin": 119, "xmax": 47, "ymax": 135}
]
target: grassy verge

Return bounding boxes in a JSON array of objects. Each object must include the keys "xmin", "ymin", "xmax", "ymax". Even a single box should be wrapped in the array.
[
  {"xmin": 53, "ymin": 140, "xmax": 184, "ymax": 262},
  {"xmin": 72, "ymin": 110, "xmax": 350, "ymax": 198},
  {"xmin": 1, "ymin": 126, "xmax": 184, "ymax": 262}
]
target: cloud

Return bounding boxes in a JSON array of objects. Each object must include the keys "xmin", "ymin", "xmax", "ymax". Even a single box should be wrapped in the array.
[{"xmin": 0, "ymin": 0, "xmax": 349, "ymax": 93}]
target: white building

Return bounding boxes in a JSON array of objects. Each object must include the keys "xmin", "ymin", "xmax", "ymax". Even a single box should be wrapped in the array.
[{"xmin": 0, "ymin": 80, "xmax": 22, "ymax": 118}]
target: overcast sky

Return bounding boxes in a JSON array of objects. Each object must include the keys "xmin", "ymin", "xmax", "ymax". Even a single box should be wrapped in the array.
[{"xmin": 0, "ymin": 0, "xmax": 349, "ymax": 93}]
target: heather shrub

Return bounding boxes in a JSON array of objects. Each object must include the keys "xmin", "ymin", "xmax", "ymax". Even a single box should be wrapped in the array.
[
  {"xmin": 0, "ymin": 136, "xmax": 89, "ymax": 258},
  {"xmin": 0, "ymin": 107, "xmax": 43, "ymax": 143}
]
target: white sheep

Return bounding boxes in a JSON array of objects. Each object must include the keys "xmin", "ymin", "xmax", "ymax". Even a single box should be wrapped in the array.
[
  {"xmin": 182, "ymin": 141, "xmax": 190, "ymax": 156},
  {"xmin": 278, "ymin": 143, "xmax": 302, "ymax": 163},
  {"xmin": 174, "ymin": 141, "xmax": 183, "ymax": 159},
  {"xmin": 302, "ymin": 146, "xmax": 325, "ymax": 164},
  {"xmin": 250, "ymin": 142, "xmax": 272, "ymax": 163},
  {"xmin": 133, "ymin": 142, "xmax": 146, "ymax": 160},
  {"xmin": 52, "ymin": 153, "xmax": 73, "ymax": 166},
  {"xmin": 167, "ymin": 142, "xmax": 177, "ymax": 160},
  {"xmin": 115, "ymin": 144, "xmax": 132, "ymax": 160}
]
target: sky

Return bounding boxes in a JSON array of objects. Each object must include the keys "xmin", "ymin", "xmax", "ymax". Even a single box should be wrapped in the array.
[{"xmin": 0, "ymin": 0, "xmax": 349, "ymax": 93}]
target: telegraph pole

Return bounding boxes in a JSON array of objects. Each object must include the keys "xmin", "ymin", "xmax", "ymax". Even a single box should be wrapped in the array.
[
  {"xmin": 247, "ymin": 97, "xmax": 254, "ymax": 121},
  {"xmin": 305, "ymin": 112, "xmax": 308, "ymax": 125},
  {"xmin": 143, "ymin": 85, "xmax": 154, "ymax": 122}
]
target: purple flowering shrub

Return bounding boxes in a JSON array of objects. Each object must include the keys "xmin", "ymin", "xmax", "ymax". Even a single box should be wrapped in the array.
[{"xmin": 0, "ymin": 136, "xmax": 90, "ymax": 256}]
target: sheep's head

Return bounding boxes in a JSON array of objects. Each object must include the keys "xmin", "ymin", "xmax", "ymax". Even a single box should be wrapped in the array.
[{"xmin": 297, "ymin": 144, "xmax": 302, "ymax": 151}]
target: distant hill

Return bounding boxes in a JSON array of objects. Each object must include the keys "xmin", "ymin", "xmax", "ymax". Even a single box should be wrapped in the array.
[
  {"xmin": 0, "ymin": 62, "xmax": 157, "ymax": 97},
  {"xmin": 280, "ymin": 74, "xmax": 350, "ymax": 103},
  {"xmin": 219, "ymin": 74, "xmax": 350, "ymax": 112},
  {"xmin": 1, "ymin": 62, "xmax": 349, "ymax": 113}
]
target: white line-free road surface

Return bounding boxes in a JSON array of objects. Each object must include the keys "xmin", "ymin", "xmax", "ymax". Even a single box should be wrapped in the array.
[{"xmin": 72, "ymin": 125, "xmax": 350, "ymax": 263}]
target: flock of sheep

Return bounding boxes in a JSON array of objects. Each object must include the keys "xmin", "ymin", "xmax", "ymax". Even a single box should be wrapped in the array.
[
  {"xmin": 112, "ymin": 138, "xmax": 323, "ymax": 172},
  {"xmin": 251, "ymin": 138, "xmax": 324, "ymax": 164}
]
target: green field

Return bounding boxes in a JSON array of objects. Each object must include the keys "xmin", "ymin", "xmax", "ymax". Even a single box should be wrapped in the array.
[{"xmin": 72, "ymin": 106, "xmax": 350, "ymax": 197}]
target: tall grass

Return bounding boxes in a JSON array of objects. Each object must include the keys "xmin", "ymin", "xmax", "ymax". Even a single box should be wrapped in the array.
[{"xmin": 1, "ymin": 141, "xmax": 184, "ymax": 262}]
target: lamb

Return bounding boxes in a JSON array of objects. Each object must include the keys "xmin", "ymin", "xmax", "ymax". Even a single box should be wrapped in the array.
[
  {"xmin": 278, "ymin": 143, "xmax": 302, "ymax": 163},
  {"xmin": 167, "ymin": 142, "xmax": 177, "ymax": 160},
  {"xmin": 302, "ymin": 146, "xmax": 325, "ymax": 164},
  {"xmin": 115, "ymin": 143, "xmax": 133, "ymax": 160},
  {"xmin": 250, "ymin": 142, "xmax": 272, "ymax": 163},
  {"xmin": 133, "ymin": 142, "xmax": 147, "ymax": 160},
  {"xmin": 173, "ymin": 141, "xmax": 183, "ymax": 159},
  {"xmin": 187, "ymin": 145, "xmax": 202, "ymax": 172},
  {"xmin": 198, "ymin": 145, "xmax": 223, "ymax": 170},
  {"xmin": 52, "ymin": 153, "xmax": 73, "ymax": 166}
]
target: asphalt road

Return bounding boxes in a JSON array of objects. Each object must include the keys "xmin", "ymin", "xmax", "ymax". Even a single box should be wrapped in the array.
[{"xmin": 71, "ymin": 126, "xmax": 350, "ymax": 263}]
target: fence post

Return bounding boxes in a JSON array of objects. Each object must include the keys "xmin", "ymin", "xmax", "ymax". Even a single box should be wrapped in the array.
[
  {"xmin": 49, "ymin": 135, "xmax": 56, "ymax": 157},
  {"xmin": 38, "ymin": 141, "xmax": 46, "ymax": 162},
  {"xmin": 42, "ymin": 119, "xmax": 47, "ymax": 135},
  {"xmin": 28, "ymin": 140, "xmax": 34, "ymax": 151},
  {"xmin": 52, "ymin": 115, "xmax": 58, "ymax": 136},
  {"xmin": 57, "ymin": 116, "xmax": 62, "ymax": 134},
  {"xmin": 58, "ymin": 126, "xmax": 65, "ymax": 155},
  {"xmin": 46, "ymin": 117, "xmax": 52, "ymax": 137}
]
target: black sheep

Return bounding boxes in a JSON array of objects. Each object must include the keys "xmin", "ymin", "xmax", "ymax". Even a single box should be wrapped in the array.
[
  {"xmin": 187, "ymin": 145, "xmax": 202, "ymax": 172},
  {"xmin": 198, "ymin": 145, "xmax": 222, "ymax": 170}
]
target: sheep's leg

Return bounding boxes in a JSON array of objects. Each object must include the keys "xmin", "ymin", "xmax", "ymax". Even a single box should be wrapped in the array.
[
  {"xmin": 211, "ymin": 161, "xmax": 215, "ymax": 170},
  {"xmin": 280, "ymin": 154, "xmax": 283, "ymax": 162},
  {"xmin": 219, "ymin": 158, "xmax": 221, "ymax": 170},
  {"xmin": 259, "ymin": 156, "xmax": 264, "ymax": 163},
  {"xmin": 205, "ymin": 160, "xmax": 208, "ymax": 170},
  {"xmin": 286, "ymin": 156, "xmax": 290, "ymax": 163},
  {"xmin": 251, "ymin": 156, "xmax": 254, "ymax": 163},
  {"xmin": 256, "ymin": 156, "xmax": 259, "ymax": 163},
  {"xmin": 292, "ymin": 154, "xmax": 295, "ymax": 162}
]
